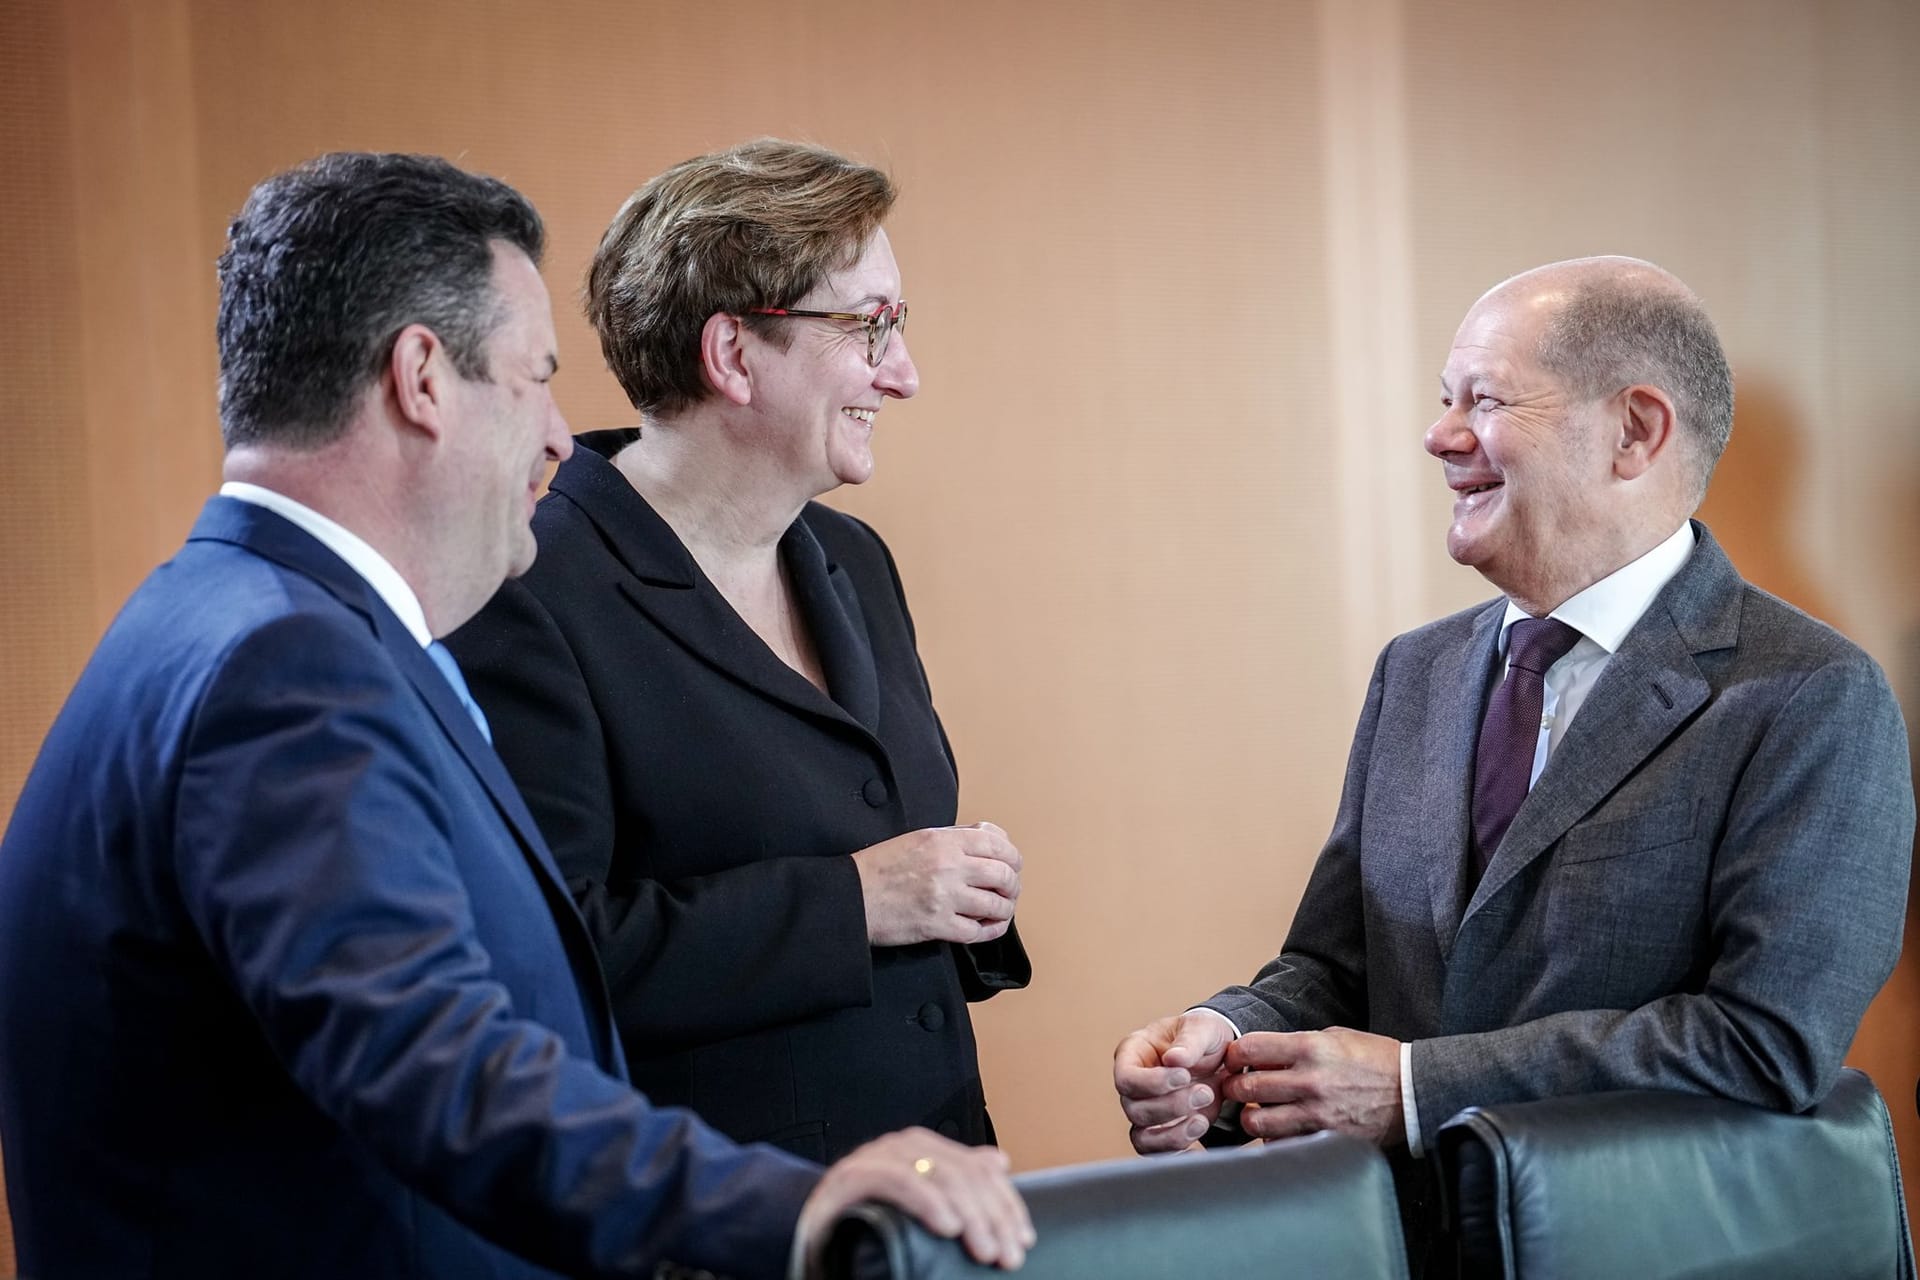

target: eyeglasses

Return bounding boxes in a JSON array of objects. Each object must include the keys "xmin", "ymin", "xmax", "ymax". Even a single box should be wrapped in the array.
[{"xmin": 746, "ymin": 300, "xmax": 908, "ymax": 367}]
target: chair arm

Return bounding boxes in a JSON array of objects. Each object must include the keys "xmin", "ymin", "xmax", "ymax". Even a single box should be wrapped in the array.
[
  {"xmin": 824, "ymin": 1131, "xmax": 1408, "ymax": 1280},
  {"xmin": 1434, "ymin": 1067, "xmax": 1914, "ymax": 1280}
]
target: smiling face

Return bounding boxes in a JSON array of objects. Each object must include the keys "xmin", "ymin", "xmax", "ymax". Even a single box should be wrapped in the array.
[
  {"xmin": 445, "ymin": 243, "xmax": 572, "ymax": 595},
  {"xmin": 746, "ymin": 227, "xmax": 918, "ymax": 495},
  {"xmin": 1424, "ymin": 279, "xmax": 1619, "ymax": 608}
]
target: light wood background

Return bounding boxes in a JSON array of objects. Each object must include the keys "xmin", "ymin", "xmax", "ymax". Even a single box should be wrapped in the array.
[{"xmin": 3, "ymin": 0, "xmax": 1916, "ymax": 1270}]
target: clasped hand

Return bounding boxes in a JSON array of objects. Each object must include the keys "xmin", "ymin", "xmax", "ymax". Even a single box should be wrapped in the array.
[
  {"xmin": 1113, "ymin": 1012, "xmax": 1405, "ymax": 1150},
  {"xmin": 853, "ymin": 821, "xmax": 1022, "ymax": 946},
  {"xmin": 795, "ymin": 1128, "xmax": 1033, "ymax": 1275}
]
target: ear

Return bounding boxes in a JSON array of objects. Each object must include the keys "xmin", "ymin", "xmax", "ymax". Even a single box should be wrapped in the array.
[
  {"xmin": 1612, "ymin": 383, "xmax": 1678, "ymax": 482},
  {"xmin": 387, "ymin": 323, "xmax": 456, "ymax": 440},
  {"xmin": 699, "ymin": 311, "xmax": 755, "ymax": 407}
]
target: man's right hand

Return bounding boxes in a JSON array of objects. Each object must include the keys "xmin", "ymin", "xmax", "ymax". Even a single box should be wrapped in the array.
[
  {"xmin": 852, "ymin": 822, "xmax": 1022, "ymax": 946},
  {"xmin": 1113, "ymin": 1010, "xmax": 1233, "ymax": 1153},
  {"xmin": 794, "ymin": 1129, "xmax": 1033, "ymax": 1276}
]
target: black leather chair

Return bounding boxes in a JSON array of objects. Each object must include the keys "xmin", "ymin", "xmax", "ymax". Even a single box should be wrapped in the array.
[
  {"xmin": 1435, "ymin": 1068, "xmax": 1915, "ymax": 1279},
  {"xmin": 824, "ymin": 1132, "xmax": 1409, "ymax": 1279}
]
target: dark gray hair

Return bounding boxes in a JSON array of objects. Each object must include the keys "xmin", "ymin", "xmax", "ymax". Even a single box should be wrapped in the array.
[
  {"xmin": 1536, "ymin": 276, "xmax": 1734, "ymax": 496},
  {"xmin": 216, "ymin": 152, "xmax": 545, "ymax": 449}
]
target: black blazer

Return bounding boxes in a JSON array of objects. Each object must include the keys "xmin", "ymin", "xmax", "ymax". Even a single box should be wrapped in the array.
[{"xmin": 450, "ymin": 430, "xmax": 1030, "ymax": 1163}]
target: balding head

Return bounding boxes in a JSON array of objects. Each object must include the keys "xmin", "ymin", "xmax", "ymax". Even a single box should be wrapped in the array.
[
  {"xmin": 1488, "ymin": 257, "xmax": 1734, "ymax": 502},
  {"xmin": 1428, "ymin": 257, "xmax": 1729, "ymax": 613}
]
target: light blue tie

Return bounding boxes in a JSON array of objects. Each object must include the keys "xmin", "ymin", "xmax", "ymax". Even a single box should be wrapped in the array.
[{"xmin": 425, "ymin": 641, "xmax": 492, "ymax": 744}]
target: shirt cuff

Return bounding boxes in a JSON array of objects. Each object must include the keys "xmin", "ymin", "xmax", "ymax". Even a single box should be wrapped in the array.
[
  {"xmin": 1400, "ymin": 1040, "xmax": 1422, "ymax": 1157},
  {"xmin": 1187, "ymin": 1006, "xmax": 1242, "ymax": 1039}
]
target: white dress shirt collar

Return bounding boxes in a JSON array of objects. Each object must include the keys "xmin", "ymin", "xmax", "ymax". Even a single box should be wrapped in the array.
[
  {"xmin": 1500, "ymin": 521, "xmax": 1697, "ymax": 654},
  {"xmin": 220, "ymin": 481, "xmax": 434, "ymax": 647}
]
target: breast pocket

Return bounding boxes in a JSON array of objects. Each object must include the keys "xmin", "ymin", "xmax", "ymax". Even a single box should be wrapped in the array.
[
  {"xmin": 1557, "ymin": 797, "xmax": 1698, "ymax": 865},
  {"xmin": 1545, "ymin": 797, "xmax": 1710, "ymax": 1007}
]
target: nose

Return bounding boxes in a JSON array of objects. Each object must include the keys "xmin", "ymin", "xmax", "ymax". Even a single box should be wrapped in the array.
[
  {"xmin": 875, "ymin": 329, "xmax": 919, "ymax": 400},
  {"xmin": 546, "ymin": 393, "xmax": 573, "ymax": 462},
  {"xmin": 1424, "ymin": 402, "xmax": 1474, "ymax": 460}
]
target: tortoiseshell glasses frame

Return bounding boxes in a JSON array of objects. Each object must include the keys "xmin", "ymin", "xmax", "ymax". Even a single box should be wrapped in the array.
[{"xmin": 746, "ymin": 300, "xmax": 908, "ymax": 367}]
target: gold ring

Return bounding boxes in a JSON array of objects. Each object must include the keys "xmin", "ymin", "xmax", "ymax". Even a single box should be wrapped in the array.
[{"xmin": 913, "ymin": 1157, "xmax": 936, "ymax": 1177}]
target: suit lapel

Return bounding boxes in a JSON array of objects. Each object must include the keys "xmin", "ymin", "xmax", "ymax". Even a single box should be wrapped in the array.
[
  {"xmin": 1426, "ymin": 601, "xmax": 1506, "ymax": 956},
  {"xmin": 555, "ymin": 435, "xmax": 879, "ymax": 739},
  {"xmin": 194, "ymin": 496, "xmax": 625, "ymax": 1070},
  {"xmin": 376, "ymin": 611, "xmax": 573, "ymax": 881},
  {"xmin": 190, "ymin": 498, "xmax": 585, "ymax": 924},
  {"xmin": 1464, "ymin": 524, "xmax": 1739, "ymax": 920},
  {"xmin": 787, "ymin": 513, "xmax": 881, "ymax": 731}
]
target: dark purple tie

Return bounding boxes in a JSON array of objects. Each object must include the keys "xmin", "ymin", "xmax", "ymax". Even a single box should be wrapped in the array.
[{"xmin": 1470, "ymin": 617, "xmax": 1582, "ymax": 881}]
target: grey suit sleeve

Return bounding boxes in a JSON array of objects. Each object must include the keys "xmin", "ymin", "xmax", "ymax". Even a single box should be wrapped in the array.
[
  {"xmin": 1201, "ymin": 644, "xmax": 1390, "ymax": 1034},
  {"xmin": 1409, "ymin": 654, "xmax": 1913, "ymax": 1134}
]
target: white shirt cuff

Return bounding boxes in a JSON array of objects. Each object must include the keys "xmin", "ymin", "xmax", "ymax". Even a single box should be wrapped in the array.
[
  {"xmin": 1400, "ymin": 1040, "xmax": 1422, "ymax": 1156},
  {"xmin": 1187, "ymin": 1006, "xmax": 1241, "ymax": 1039}
]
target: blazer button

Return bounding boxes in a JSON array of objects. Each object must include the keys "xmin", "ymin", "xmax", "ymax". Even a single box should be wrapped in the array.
[
  {"xmin": 861, "ymin": 777, "xmax": 889, "ymax": 807},
  {"xmin": 917, "ymin": 1002, "xmax": 946, "ymax": 1032},
  {"xmin": 936, "ymin": 1117, "xmax": 961, "ymax": 1138}
]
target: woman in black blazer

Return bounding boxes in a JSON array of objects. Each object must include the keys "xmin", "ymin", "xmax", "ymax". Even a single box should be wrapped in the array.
[{"xmin": 449, "ymin": 140, "xmax": 1029, "ymax": 1164}]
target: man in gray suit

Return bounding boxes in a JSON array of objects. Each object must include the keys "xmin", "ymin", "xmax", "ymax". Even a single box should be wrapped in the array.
[{"xmin": 1113, "ymin": 257, "xmax": 1912, "ymax": 1180}]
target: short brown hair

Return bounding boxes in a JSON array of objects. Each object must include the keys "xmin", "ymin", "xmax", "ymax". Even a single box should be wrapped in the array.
[{"xmin": 585, "ymin": 139, "xmax": 895, "ymax": 416}]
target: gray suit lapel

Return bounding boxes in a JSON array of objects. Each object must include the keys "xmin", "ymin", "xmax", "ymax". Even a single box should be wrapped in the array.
[
  {"xmin": 1427, "ymin": 601, "xmax": 1507, "ymax": 956},
  {"xmin": 1465, "ymin": 524, "xmax": 1740, "ymax": 919}
]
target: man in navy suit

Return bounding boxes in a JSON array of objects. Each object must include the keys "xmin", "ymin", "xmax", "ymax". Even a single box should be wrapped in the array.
[{"xmin": 0, "ymin": 152, "xmax": 1031, "ymax": 1280}]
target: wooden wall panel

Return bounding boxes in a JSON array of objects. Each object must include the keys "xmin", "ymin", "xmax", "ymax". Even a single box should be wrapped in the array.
[
  {"xmin": 0, "ymin": 1, "xmax": 90, "ymax": 1269},
  {"xmin": 1, "ymin": 3, "xmax": 1914, "ymax": 1268}
]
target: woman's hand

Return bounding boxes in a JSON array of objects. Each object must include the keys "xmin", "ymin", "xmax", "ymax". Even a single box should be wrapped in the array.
[{"xmin": 852, "ymin": 822, "xmax": 1022, "ymax": 946}]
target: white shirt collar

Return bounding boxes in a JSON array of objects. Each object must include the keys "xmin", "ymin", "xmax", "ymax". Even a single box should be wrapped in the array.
[
  {"xmin": 1500, "ymin": 521, "xmax": 1697, "ymax": 655},
  {"xmin": 220, "ymin": 481, "xmax": 434, "ymax": 647}
]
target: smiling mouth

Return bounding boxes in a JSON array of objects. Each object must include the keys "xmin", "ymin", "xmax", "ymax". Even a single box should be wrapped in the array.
[{"xmin": 842, "ymin": 407, "xmax": 875, "ymax": 425}]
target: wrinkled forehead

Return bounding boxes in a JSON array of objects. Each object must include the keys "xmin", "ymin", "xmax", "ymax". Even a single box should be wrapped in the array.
[{"xmin": 1443, "ymin": 282, "xmax": 1564, "ymax": 380}]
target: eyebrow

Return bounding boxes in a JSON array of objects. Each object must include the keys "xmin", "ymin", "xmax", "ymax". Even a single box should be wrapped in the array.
[{"xmin": 1439, "ymin": 368, "xmax": 1503, "ymax": 397}]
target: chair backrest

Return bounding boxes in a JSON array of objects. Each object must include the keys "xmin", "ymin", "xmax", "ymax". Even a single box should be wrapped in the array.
[
  {"xmin": 825, "ymin": 1131, "xmax": 1409, "ymax": 1280},
  {"xmin": 1435, "ymin": 1067, "xmax": 1916, "ymax": 1280}
]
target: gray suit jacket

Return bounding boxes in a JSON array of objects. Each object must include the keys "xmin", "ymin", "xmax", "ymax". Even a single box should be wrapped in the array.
[{"xmin": 1206, "ymin": 522, "xmax": 1914, "ymax": 1139}]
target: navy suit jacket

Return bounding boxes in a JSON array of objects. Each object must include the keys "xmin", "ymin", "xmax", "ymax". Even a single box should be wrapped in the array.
[{"xmin": 0, "ymin": 497, "xmax": 819, "ymax": 1280}]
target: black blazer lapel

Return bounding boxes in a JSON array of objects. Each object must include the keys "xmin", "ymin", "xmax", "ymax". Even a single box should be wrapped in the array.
[
  {"xmin": 1466, "ymin": 525, "xmax": 1739, "ymax": 918},
  {"xmin": 787, "ymin": 512, "xmax": 881, "ymax": 731},
  {"xmin": 1426, "ymin": 600, "xmax": 1506, "ymax": 956},
  {"xmin": 552, "ymin": 439, "xmax": 878, "ymax": 739}
]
